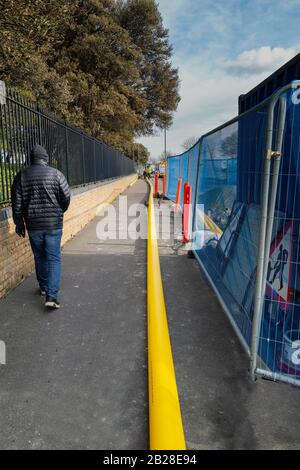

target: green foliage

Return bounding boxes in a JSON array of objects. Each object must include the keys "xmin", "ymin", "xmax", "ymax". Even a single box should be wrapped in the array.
[
  {"xmin": 220, "ymin": 132, "xmax": 238, "ymax": 157},
  {"xmin": 118, "ymin": 0, "xmax": 180, "ymax": 132},
  {"xmin": 0, "ymin": 0, "xmax": 180, "ymax": 156},
  {"xmin": 0, "ymin": 163, "xmax": 21, "ymax": 202},
  {"xmin": 132, "ymin": 143, "xmax": 150, "ymax": 166},
  {"xmin": 182, "ymin": 136, "xmax": 198, "ymax": 151}
]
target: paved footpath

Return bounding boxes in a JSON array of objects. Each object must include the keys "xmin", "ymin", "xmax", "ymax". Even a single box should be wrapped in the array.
[
  {"xmin": 1, "ymin": 178, "xmax": 300, "ymax": 450},
  {"xmin": 0, "ymin": 179, "xmax": 149, "ymax": 450}
]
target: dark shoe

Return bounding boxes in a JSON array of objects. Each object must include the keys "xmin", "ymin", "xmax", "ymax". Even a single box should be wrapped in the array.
[
  {"xmin": 45, "ymin": 297, "xmax": 60, "ymax": 309},
  {"xmin": 37, "ymin": 288, "xmax": 46, "ymax": 297}
]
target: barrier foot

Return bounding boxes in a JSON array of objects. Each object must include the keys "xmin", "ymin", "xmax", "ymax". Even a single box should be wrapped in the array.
[{"xmin": 187, "ymin": 250, "xmax": 195, "ymax": 259}]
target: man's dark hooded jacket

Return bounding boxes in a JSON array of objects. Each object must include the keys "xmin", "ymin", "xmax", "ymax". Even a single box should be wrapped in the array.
[{"xmin": 11, "ymin": 145, "xmax": 70, "ymax": 231}]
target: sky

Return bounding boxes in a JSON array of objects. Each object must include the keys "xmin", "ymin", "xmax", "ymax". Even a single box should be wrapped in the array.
[{"xmin": 137, "ymin": 0, "xmax": 300, "ymax": 160}]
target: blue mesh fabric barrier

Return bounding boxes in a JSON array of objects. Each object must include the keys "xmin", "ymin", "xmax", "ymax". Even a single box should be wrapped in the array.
[
  {"xmin": 166, "ymin": 86, "xmax": 300, "ymax": 384},
  {"xmin": 166, "ymin": 155, "xmax": 181, "ymax": 201},
  {"xmin": 257, "ymin": 91, "xmax": 300, "ymax": 379},
  {"xmin": 166, "ymin": 145, "xmax": 200, "ymax": 208},
  {"xmin": 188, "ymin": 144, "xmax": 200, "ymax": 203},
  {"xmin": 180, "ymin": 152, "xmax": 189, "ymax": 205}
]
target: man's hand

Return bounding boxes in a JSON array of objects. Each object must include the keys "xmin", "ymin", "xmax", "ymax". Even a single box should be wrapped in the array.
[{"xmin": 15, "ymin": 224, "xmax": 26, "ymax": 238}]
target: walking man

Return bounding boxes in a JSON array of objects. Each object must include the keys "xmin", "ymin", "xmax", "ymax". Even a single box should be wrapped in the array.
[{"xmin": 11, "ymin": 145, "xmax": 70, "ymax": 309}]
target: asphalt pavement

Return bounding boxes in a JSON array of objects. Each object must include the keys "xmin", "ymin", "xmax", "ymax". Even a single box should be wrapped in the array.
[{"xmin": 0, "ymin": 179, "xmax": 149, "ymax": 450}]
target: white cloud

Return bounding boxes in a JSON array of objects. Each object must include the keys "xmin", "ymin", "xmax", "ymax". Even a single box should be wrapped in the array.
[
  {"xmin": 138, "ymin": 2, "xmax": 300, "ymax": 159},
  {"xmin": 138, "ymin": 54, "xmax": 282, "ymax": 158},
  {"xmin": 224, "ymin": 46, "xmax": 297, "ymax": 75}
]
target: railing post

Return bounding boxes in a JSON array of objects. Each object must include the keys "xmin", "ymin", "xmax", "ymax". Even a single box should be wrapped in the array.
[
  {"xmin": 37, "ymin": 103, "xmax": 43, "ymax": 146},
  {"xmin": 93, "ymin": 139, "xmax": 97, "ymax": 183},
  {"xmin": 64, "ymin": 123, "xmax": 70, "ymax": 183}
]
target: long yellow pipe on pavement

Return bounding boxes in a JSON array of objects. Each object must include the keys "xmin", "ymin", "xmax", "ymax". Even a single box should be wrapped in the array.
[{"xmin": 147, "ymin": 180, "xmax": 186, "ymax": 450}]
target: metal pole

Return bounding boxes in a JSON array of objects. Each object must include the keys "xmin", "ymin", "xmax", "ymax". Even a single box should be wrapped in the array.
[
  {"xmin": 37, "ymin": 103, "xmax": 43, "ymax": 145},
  {"xmin": 0, "ymin": 100, "xmax": 10, "ymax": 202},
  {"xmin": 250, "ymin": 99, "xmax": 282, "ymax": 381},
  {"xmin": 164, "ymin": 126, "xmax": 167, "ymax": 160},
  {"xmin": 93, "ymin": 139, "xmax": 96, "ymax": 183},
  {"xmin": 65, "ymin": 124, "xmax": 70, "ymax": 183},
  {"xmin": 262, "ymin": 96, "xmax": 287, "ymax": 284},
  {"xmin": 256, "ymin": 368, "xmax": 300, "ymax": 387},
  {"xmin": 192, "ymin": 138, "xmax": 203, "ymax": 234},
  {"xmin": 81, "ymin": 134, "xmax": 85, "ymax": 184},
  {"xmin": 250, "ymin": 83, "xmax": 300, "ymax": 381}
]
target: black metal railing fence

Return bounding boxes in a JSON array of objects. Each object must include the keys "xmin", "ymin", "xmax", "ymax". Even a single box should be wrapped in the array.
[{"xmin": 0, "ymin": 86, "xmax": 134, "ymax": 205}]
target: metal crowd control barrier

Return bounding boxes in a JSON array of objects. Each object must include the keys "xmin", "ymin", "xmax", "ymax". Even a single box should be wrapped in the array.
[
  {"xmin": 146, "ymin": 179, "xmax": 186, "ymax": 450},
  {"xmin": 166, "ymin": 81, "xmax": 300, "ymax": 388},
  {"xmin": 0, "ymin": 85, "xmax": 134, "ymax": 206}
]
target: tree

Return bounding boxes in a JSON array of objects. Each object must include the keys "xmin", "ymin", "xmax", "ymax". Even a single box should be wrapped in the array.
[
  {"xmin": 220, "ymin": 132, "xmax": 238, "ymax": 158},
  {"xmin": 54, "ymin": 0, "xmax": 147, "ymax": 150},
  {"xmin": 182, "ymin": 136, "xmax": 198, "ymax": 151},
  {"xmin": 157, "ymin": 150, "xmax": 173, "ymax": 161},
  {"xmin": 118, "ymin": 0, "xmax": 180, "ymax": 134},
  {"xmin": 0, "ymin": 0, "xmax": 76, "ymax": 115},
  {"xmin": 0, "ymin": 0, "xmax": 180, "ymax": 158},
  {"xmin": 131, "ymin": 143, "xmax": 150, "ymax": 166}
]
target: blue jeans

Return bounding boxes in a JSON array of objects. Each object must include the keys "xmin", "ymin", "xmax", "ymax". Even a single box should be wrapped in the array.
[{"xmin": 28, "ymin": 229, "xmax": 63, "ymax": 299}]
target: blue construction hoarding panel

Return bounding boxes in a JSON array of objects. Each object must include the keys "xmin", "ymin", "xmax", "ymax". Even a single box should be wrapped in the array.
[{"xmin": 166, "ymin": 87, "xmax": 300, "ymax": 383}]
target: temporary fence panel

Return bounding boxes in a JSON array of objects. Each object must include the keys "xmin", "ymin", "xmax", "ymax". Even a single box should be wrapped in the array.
[
  {"xmin": 166, "ymin": 82, "xmax": 300, "ymax": 386},
  {"xmin": 187, "ymin": 143, "xmax": 200, "ymax": 235},
  {"xmin": 193, "ymin": 118, "xmax": 255, "ymax": 348},
  {"xmin": 180, "ymin": 152, "xmax": 189, "ymax": 206},
  {"xmin": 188, "ymin": 144, "xmax": 200, "ymax": 202},
  {"xmin": 0, "ymin": 87, "xmax": 134, "ymax": 206},
  {"xmin": 254, "ymin": 88, "xmax": 300, "ymax": 385},
  {"xmin": 166, "ymin": 155, "xmax": 181, "ymax": 201},
  {"xmin": 166, "ymin": 145, "xmax": 199, "ymax": 208}
]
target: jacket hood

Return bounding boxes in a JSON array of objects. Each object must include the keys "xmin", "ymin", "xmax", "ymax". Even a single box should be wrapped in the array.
[{"xmin": 30, "ymin": 145, "xmax": 49, "ymax": 164}]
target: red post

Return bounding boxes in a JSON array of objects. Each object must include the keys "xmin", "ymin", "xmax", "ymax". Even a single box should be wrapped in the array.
[
  {"xmin": 181, "ymin": 183, "xmax": 188, "ymax": 232},
  {"xmin": 175, "ymin": 178, "xmax": 182, "ymax": 213},
  {"xmin": 182, "ymin": 184, "xmax": 192, "ymax": 243},
  {"xmin": 154, "ymin": 173, "xmax": 159, "ymax": 197},
  {"xmin": 162, "ymin": 174, "xmax": 166, "ymax": 197}
]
